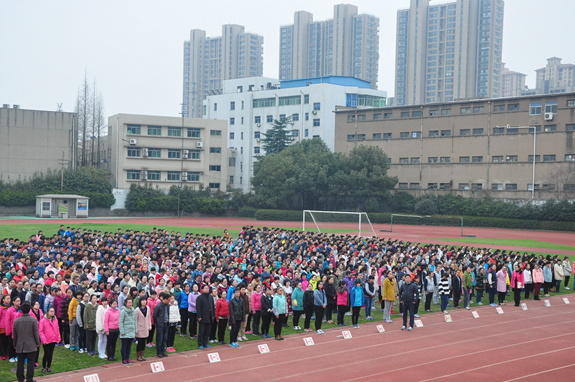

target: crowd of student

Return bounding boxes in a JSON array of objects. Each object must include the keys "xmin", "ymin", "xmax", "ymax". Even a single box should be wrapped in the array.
[{"xmin": 0, "ymin": 224, "xmax": 572, "ymax": 379}]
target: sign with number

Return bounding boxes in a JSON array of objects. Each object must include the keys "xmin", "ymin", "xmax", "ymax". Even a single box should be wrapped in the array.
[
  {"xmin": 303, "ymin": 337, "xmax": 315, "ymax": 346},
  {"xmin": 544, "ymin": 300, "xmax": 551, "ymax": 307},
  {"xmin": 208, "ymin": 353, "xmax": 221, "ymax": 363},
  {"xmin": 376, "ymin": 325, "xmax": 385, "ymax": 333},
  {"xmin": 521, "ymin": 303, "xmax": 528, "ymax": 310},
  {"xmin": 563, "ymin": 298, "xmax": 570, "ymax": 304},
  {"xmin": 258, "ymin": 344, "xmax": 270, "ymax": 354},
  {"xmin": 496, "ymin": 307, "xmax": 504, "ymax": 314},
  {"xmin": 342, "ymin": 330, "xmax": 352, "ymax": 339},
  {"xmin": 414, "ymin": 319, "xmax": 423, "ymax": 327},
  {"xmin": 150, "ymin": 361, "xmax": 165, "ymax": 373},
  {"xmin": 84, "ymin": 374, "xmax": 100, "ymax": 382},
  {"xmin": 472, "ymin": 311, "xmax": 479, "ymax": 319},
  {"xmin": 444, "ymin": 314, "xmax": 452, "ymax": 323}
]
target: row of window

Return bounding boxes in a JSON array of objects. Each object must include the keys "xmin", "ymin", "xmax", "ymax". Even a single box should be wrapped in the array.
[
  {"xmin": 127, "ymin": 170, "xmax": 206, "ymax": 182},
  {"xmin": 126, "ymin": 124, "xmax": 221, "ymax": 138},
  {"xmin": 127, "ymin": 148, "xmax": 219, "ymax": 159},
  {"xmin": 398, "ymin": 183, "xmax": 575, "ymax": 191},
  {"xmin": 394, "ymin": 154, "xmax": 569, "ymax": 164}
]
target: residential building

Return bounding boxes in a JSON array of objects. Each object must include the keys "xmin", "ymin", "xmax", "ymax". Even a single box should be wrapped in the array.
[
  {"xmin": 203, "ymin": 76, "xmax": 386, "ymax": 192},
  {"xmin": 279, "ymin": 4, "xmax": 379, "ymax": 89},
  {"xmin": 501, "ymin": 63, "xmax": 526, "ymax": 98},
  {"xmin": 395, "ymin": 0, "xmax": 505, "ymax": 106},
  {"xmin": 182, "ymin": 25, "xmax": 264, "ymax": 118},
  {"xmin": 0, "ymin": 106, "xmax": 76, "ymax": 181},
  {"xmin": 521, "ymin": 57, "xmax": 575, "ymax": 96},
  {"xmin": 107, "ymin": 114, "xmax": 234, "ymax": 192},
  {"xmin": 334, "ymin": 92, "xmax": 575, "ymax": 200}
]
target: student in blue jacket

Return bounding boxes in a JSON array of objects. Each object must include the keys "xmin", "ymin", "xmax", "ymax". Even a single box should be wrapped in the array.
[
  {"xmin": 177, "ymin": 283, "xmax": 190, "ymax": 336},
  {"xmin": 313, "ymin": 281, "xmax": 327, "ymax": 334},
  {"xmin": 350, "ymin": 280, "xmax": 364, "ymax": 329}
]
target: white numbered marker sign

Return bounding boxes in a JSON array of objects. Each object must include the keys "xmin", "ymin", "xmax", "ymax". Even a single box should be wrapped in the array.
[
  {"xmin": 151, "ymin": 361, "xmax": 165, "ymax": 373},
  {"xmin": 521, "ymin": 303, "xmax": 528, "ymax": 310},
  {"xmin": 444, "ymin": 314, "xmax": 452, "ymax": 323},
  {"xmin": 414, "ymin": 320, "xmax": 423, "ymax": 327},
  {"xmin": 84, "ymin": 374, "xmax": 100, "ymax": 382},
  {"xmin": 342, "ymin": 330, "xmax": 352, "ymax": 339},
  {"xmin": 258, "ymin": 344, "xmax": 270, "ymax": 354},
  {"xmin": 563, "ymin": 298, "xmax": 570, "ymax": 304},
  {"xmin": 544, "ymin": 300, "xmax": 551, "ymax": 307},
  {"xmin": 376, "ymin": 325, "xmax": 385, "ymax": 333},
  {"xmin": 496, "ymin": 307, "xmax": 504, "ymax": 314},
  {"xmin": 303, "ymin": 337, "xmax": 315, "ymax": 346},
  {"xmin": 208, "ymin": 353, "xmax": 221, "ymax": 363},
  {"xmin": 472, "ymin": 311, "xmax": 479, "ymax": 318}
]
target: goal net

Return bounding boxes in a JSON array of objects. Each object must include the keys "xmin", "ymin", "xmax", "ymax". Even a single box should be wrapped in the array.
[
  {"xmin": 302, "ymin": 210, "xmax": 377, "ymax": 237},
  {"xmin": 379, "ymin": 214, "xmax": 475, "ymax": 237}
]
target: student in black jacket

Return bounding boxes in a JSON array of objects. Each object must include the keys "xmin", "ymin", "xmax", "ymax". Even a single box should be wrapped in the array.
[
  {"xmin": 259, "ymin": 287, "xmax": 273, "ymax": 338},
  {"xmin": 302, "ymin": 283, "xmax": 315, "ymax": 332},
  {"xmin": 153, "ymin": 293, "xmax": 170, "ymax": 357},
  {"xmin": 195, "ymin": 285, "xmax": 215, "ymax": 349},
  {"xmin": 324, "ymin": 277, "xmax": 337, "ymax": 324},
  {"xmin": 399, "ymin": 274, "xmax": 419, "ymax": 331}
]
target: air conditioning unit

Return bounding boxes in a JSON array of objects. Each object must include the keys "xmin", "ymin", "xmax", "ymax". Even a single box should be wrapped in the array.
[
  {"xmin": 129, "ymin": 139, "xmax": 137, "ymax": 145},
  {"xmin": 290, "ymin": 121, "xmax": 295, "ymax": 125},
  {"xmin": 196, "ymin": 141, "xmax": 203, "ymax": 148},
  {"xmin": 544, "ymin": 112, "xmax": 554, "ymax": 121},
  {"xmin": 182, "ymin": 149, "xmax": 189, "ymax": 159},
  {"xmin": 256, "ymin": 123, "xmax": 261, "ymax": 127},
  {"xmin": 142, "ymin": 148, "xmax": 148, "ymax": 157},
  {"xmin": 181, "ymin": 172, "xmax": 188, "ymax": 181},
  {"xmin": 13, "ymin": 105, "xmax": 20, "ymax": 109},
  {"xmin": 256, "ymin": 138, "xmax": 260, "ymax": 143},
  {"xmin": 312, "ymin": 110, "xmax": 318, "ymax": 115},
  {"xmin": 2, "ymin": 104, "xmax": 9, "ymax": 108},
  {"xmin": 141, "ymin": 170, "xmax": 148, "ymax": 180}
]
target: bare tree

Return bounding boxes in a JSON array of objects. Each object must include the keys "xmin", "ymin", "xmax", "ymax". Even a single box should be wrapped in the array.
[
  {"xmin": 540, "ymin": 162, "xmax": 575, "ymax": 199},
  {"xmin": 94, "ymin": 91, "xmax": 106, "ymax": 167},
  {"xmin": 75, "ymin": 72, "xmax": 92, "ymax": 167}
]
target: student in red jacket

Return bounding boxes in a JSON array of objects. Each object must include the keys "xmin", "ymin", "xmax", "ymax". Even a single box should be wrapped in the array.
[
  {"xmin": 39, "ymin": 307, "xmax": 60, "ymax": 373},
  {"xmin": 215, "ymin": 290, "xmax": 229, "ymax": 345}
]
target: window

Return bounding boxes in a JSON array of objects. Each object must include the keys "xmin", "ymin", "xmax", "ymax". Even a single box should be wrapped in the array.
[
  {"xmin": 459, "ymin": 183, "xmax": 470, "ymax": 190},
  {"xmin": 255, "ymin": 116, "xmax": 261, "ymax": 124},
  {"xmin": 412, "ymin": 111, "xmax": 422, "ymax": 117},
  {"xmin": 266, "ymin": 115, "xmax": 273, "ymax": 123},
  {"xmin": 543, "ymin": 184, "xmax": 555, "ymax": 191},
  {"xmin": 494, "ymin": 105, "xmax": 505, "ymax": 112},
  {"xmin": 305, "ymin": 129, "xmax": 309, "ymax": 137},
  {"xmin": 167, "ymin": 127, "xmax": 181, "ymax": 137},
  {"xmin": 429, "ymin": 130, "xmax": 439, "ymax": 137},
  {"xmin": 529, "ymin": 102, "xmax": 542, "ymax": 115},
  {"xmin": 313, "ymin": 102, "xmax": 321, "ymax": 111},
  {"xmin": 412, "ymin": 131, "xmax": 421, "ymax": 138},
  {"xmin": 398, "ymin": 183, "xmax": 408, "ymax": 189},
  {"xmin": 254, "ymin": 146, "xmax": 260, "ymax": 154},
  {"xmin": 313, "ymin": 119, "xmax": 320, "ymax": 127},
  {"xmin": 411, "ymin": 157, "xmax": 420, "ymax": 164},
  {"xmin": 544, "ymin": 125, "xmax": 557, "ymax": 132},
  {"xmin": 543, "ymin": 154, "xmax": 556, "ymax": 162},
  {"xmin": 545, "ymin": 101, "xmax": 557, "ymax": 113},
  {"xmin": 493, "ymin": 127, "xmax": 505, "ymax": 134},
  {"xmin": 400, "ymin": 132, "xmax": 409, "ymax": 138},
  {"xmin": 304, "ymin": 95, "xmax": 309, "ymax": 104},
  {"xmin": 279, "ymin": 96, "xmax": 301, "ymax": 106},
  {"xmin": 230, "ymin": 118, "xmax": 235, "ymax": 125},
  {"xmin": 506, "ymin": 183, "xmax": 518, "ymax": 190},
  {"xmin": 527, "ymin": 155, "xmax": 540, "ymax": 162},
  {"xmin": 168, "ymin": 149, "xmax": 181, "ymax": 159},
  {"xmin": 441, "ymin": 109, "xmax": 451, "ymax": 115},
  {"xmin": 292, "ymin": 113, "xmax": 299, "ymax": 121},
  {"xmin": 357, "ymin": 114, "xmax": 366, "ymax": 121},
  {"xmin": 527, "ymin": 184, "xmax": 540, "ymax": 191},
  {"xmin": 279, "ymin": 114, "xmax": 286, "ymax": 121},
  {"xmin": 440, "ymin": 157, "xmax": 450, "ymax": 163},
  {"xmin": 473, "ymin": 106, "xmax": 484, "ymax": 113},
  {"xmin": 305, "ymin": 113, "xmax": 309, "ymax": 121},
  {"xmin": 428, "ymin": 157, "xmax": 438, "ymax": 163},
  {"xmin": 230, "ymin": 101, "xmax": 235, "ymax": 110},
  {"xmin": 214, "ymin": 103, "xmax": 217, "ymax": 111},
  {"xmin": 472, "ymin": 183, "xmax": 483, "ymax": 190},
  {"xmin": 127, "ymin": 124, "xmax": 141, "ymax": 135},
  {"xmin": 399, "ymin": 158, "xmax": 409, "ymax": 164},
  {"xmin": 42, "ymin": 202, "xmax": 50, "ymax": 211},
  {"xmin": 441, "ymin": 130, "xmax": 451, "ymax": 137},
  {"xmin": 409, "ymin": 183, "xmax": 420, "ymax": 189},
  {"xmin": 460, "ymin": 129, "xmax": 470, "ymax": 136},
  {"xmin": 565, "ymin": 184, "xmax": 575, "ymax": 191},
  {"xmin": 210, "ymin": 130, "xmax": 222, "ymax": 136},
  {"xmin": 566, "ymin": 154, "xmax": 575, "ymax": 161},
  {"xmin": 357, "ymin": 134, "xmax": 366, "ymax": 140},
  {"xmin": 508, "ymin": 104, "xmax": 519, "ymax": 111},
  {"xmin": 187, "ymin": 128, "xmax": 200, "ymax": 138},
  {"xmin": 208, "ymin": 183, "xmax": 220, "ymax": 189},
  {"xmin": 209, "ymin": 165, "xmax": 221, "ymax": 171},
  {"xmin": 292, "ymin": 130, "xmax": 299, "ymax": 137},
  {"xmin": 440, "ymin": 183, "xmax": 451, "ymax": 190},
  {"xmin": 373, "ymin": 113, "xmax": 382, "ymax": 120},
  {"xmin": 229, "ymin": 132, "xmax": 235, "ymax": 140},
  {"xmin": 253, "ymin": 98, "xmax": 275, "ymax": 108},
  {"xmin": 459, "ymin": 156, "xmax": 470, "ymax": 163},
  {"xmin": 373, "ymin": 133, "xmax": 382, "ymax": 139},
  {"xmin": 190, "ymin": 150, "xmax": 200, "ymax": 160},
  {"xmin": 384, "ymin": 133, "xmax": 392, "ymax": 139},
  {"xmin": 209, "ymin": 147, "xmax": 221, "ymax": 154},
  {"xmin": 429, "ymin": 109, "xmax": 439, "ymax": 116},
  {"xmin": 492, "ymin": 183, "xmax": 503, "ymax": 191},
  {"xmin": 127, "ymin": 170, "xmax": 140, "ymax": 180},
  {"xmin": 148, "ymin": 148, "xmax": 161, "ymax": 158},
  {"xmin": 472, "ymin": 156, "xmax": 483, "ymax": 163},
  {"xmin": 460, "ymin": 107, "xmax": 471, "ymax": 114},
  {"xmin": 401, "ymin": 111, "xmax": 410, "ymax": 118},
  {"xmin": 567, "ymin": 124, "xmax": 575, "ymax": 131},
  {"xmin": 492, "ymin": 156, "xmax": 504, "ymax": 162},
  {"xmin": 148, "ymin": 126, "xmax": 161, "ymax": 136},
  {"xmin": 568, "ymin": 100, "xmax": 575, "ymax": 107},
  {"xmin": 229, "ymin": 158, "xmax": 236, "ymax": 167},
  {"xmin": 428, "ymin": 183, "xmax": 438, "ymax": 189},
  {"xmin": 167, "ymin": 171, "xmax": 180, "ymax": 181},
  {"xmin": 506, "ymin": 155, "xmax": 518, "ymax": 162},
  {"xmin": 473, "ymin": 128, "xmax": 484, "ymax": 135},
  {"xmin": 229, "ymin": 176, "xmax": 234, "ymax": 184},
  {"xmin": 347, "ymin": 134, "xmax": 356, "ymax": 140},
  {"xmin": 384, "ymin": 112, "xmax": 393, "ymax": 119},
  {"xmin": 127, "ymin": 147, "xmax": 141, "ymax": 157}
]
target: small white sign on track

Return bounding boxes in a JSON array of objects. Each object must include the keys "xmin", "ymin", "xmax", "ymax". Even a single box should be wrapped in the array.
[
  {"xmin": 150, "ymin": 361, "xmax": 165, "ymax": 373},
  {"xmin": 472, "ymin": 311, "xmax": 480, "ymax": 318},
  {"xmin": 342, "ymin": 330, "xmax": 352, "ymax": 339},
  {"xmin": 414, "ymin": 319, "xmax": 423, "ymax": 328},
  {"xmin": 563, "ymin": 298, "xmax": 570, "ymax": 304},
  {"xmin": 84, "ymin": 374, "xmax": 100, "ymax": 382},
  {"xmin": 208, "ymin": 353, "xmax": 221, "ymax": 363},
  {"xmin": 444, "ymin": 314, "xmax": 452, "ymax": 323},
  {"xmin": 376, "ymin": 325, "xmax": 385, "ymax": 333},
  {"xmin": 496, "ymin": 307, "xmax": 504, "ymax": 314},
  {"xmin": 303, "ymin": 337, "xmax": 315, "ymax": 346},
  {"xmin": 544, "ymin": 300, "xmax": 551, "ymax": 307},
  {"xmin": 258, "ymin": 344, "xmax": 270, "ymax": 354},
  {"xmin": 521, "ymin": 303, "xmax": 528, "ymax": 310}
]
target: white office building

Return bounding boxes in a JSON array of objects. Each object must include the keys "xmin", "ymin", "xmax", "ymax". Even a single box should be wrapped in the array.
[{"xmin": 203, "ymin": 76, "xmax": 387, "ymax": 192}]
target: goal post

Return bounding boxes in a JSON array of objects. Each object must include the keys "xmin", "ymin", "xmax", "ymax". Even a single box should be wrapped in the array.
[
  {"xmin": 303, "ymin": 210, "xmax": 377, "ymax": 237},
  {"xmin": 379, "ymin": 214, "xmax": 476, "ymax": 237}
]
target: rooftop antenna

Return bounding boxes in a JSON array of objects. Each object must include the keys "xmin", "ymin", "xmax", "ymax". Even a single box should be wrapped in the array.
[{"xmin": 57, "ymin": 103, "xmax": 63, "ymax": 112}]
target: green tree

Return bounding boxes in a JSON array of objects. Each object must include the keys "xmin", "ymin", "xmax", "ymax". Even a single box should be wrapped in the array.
[{"xmin": 260, "ymin": 117, "xmax": 294, "ymax": 155}]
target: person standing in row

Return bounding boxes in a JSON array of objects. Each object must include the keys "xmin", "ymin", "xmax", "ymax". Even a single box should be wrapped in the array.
[
  {"xmin": 95, "ymin": 297, "xmax": 109, "ymax": 359},
  {"xmin": 196, "ymin": 285, "xmax": 215, "ymax": 350},
  {"xmin": 135, "ymin": 297, "xmax": 151, "ymax": 361},
  {"xmin": 511, "ymin": 265, "xmax": 524, "ymax": 307},
  {"xmin": 119, "ymin": 297, "xmax": 136, "ymax": 365},
  {"xmin": 228, "ymin": 288, "xmax": 244, "ymax": 348},
  {"xmin": 350, "ymin": 280, "xmax": 363, "ymax": 329},
  {"xmin": 13, "ymin": 302, "xmax": 41, "ymax": 382},
  {"xmin": 383, "ymin": 271, "xmax": 395, "ymax": 323},
  {"xmin": 272, "ymin": 286, "xmax": 287, "ymax": 340},
  {"xmin": 83, "ymin": 294, "xmax": 98, "ymax": 356},
  {"xmin": 399, "ymin": 273, "xmax": 419, "ymax": 331},
  {"xmin": 39, "ymin": 306, "xmax": 60, "ymax": 374},
  {"xmin": 215, "ymin": 290, "xmax": 229, "ymax": 345},
  {"xmin": 313, "ymin": 281, "xmax": 327, "ymax": 334},
  {"xmin": 336, "ymin": 281, "xmax": 348, "ymax": 326},
  {"xmin": 250, "ymin": 284, "xmax": 263, "ymax": 335},
  {"xmin": 260, "ymin": 287, "xmax": 273, "ymax": 338},
  {"xmin": 104, "ymin": 300, "xmax": 120, "ymax": 361},
  {"xmin": 153, "ymin": 293, "xmax": 170, "ymax": 358}
]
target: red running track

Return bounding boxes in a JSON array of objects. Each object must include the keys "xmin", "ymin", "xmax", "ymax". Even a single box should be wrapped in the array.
[{"xmin": 33, "ymin": 295, "xmax": 575, "ymax": 382}]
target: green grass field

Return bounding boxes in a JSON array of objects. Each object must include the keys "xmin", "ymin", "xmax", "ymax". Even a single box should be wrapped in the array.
[{"xmin": 427, "ymin": 238, "xmax": 575, "ymax": 251}]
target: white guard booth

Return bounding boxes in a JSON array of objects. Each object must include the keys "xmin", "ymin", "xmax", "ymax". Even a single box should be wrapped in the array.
[{"xmin": 35, "ymin": 194, "xmax": 90, "ymax": 218}]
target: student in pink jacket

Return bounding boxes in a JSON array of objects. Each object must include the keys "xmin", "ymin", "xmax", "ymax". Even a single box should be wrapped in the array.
[
  {"xmin": 0, "ymin": 295, "xmax": 11, "ymax": 360},
  {"xmin": 39, "ymin": 307, "xmax": 60, "ymax": 373},
  {"xmin": 6, "ymin": 297, "xmax": 23, "ymax": 362},
  {"xmin": 532, "ymin": 264, "xmax": 544, "ymax": 301},
  {"xmin": 146, "ymin": 290, "xmax": 159, "ymax": 347},
  {"xmin": 104, "ymin": 300, "xmax": 120, "ymax": 361},
  {"xmin": 510, "ymin": 265, "xmax": 525, "ymax": 307},
  {"xmin": 250, "ymin": 284, "xmax": 263, "ymax": 336}
]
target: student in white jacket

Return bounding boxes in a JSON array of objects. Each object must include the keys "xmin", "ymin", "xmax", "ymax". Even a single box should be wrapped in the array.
[{"xmin": 96, "ymin": 297, "xmax": 109, "ymax": 359}]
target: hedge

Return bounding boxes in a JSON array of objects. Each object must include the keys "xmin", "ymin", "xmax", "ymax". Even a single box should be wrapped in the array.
[{"xmin": 253, "ymin": 209, "xmax": 575, "ymax": 232}]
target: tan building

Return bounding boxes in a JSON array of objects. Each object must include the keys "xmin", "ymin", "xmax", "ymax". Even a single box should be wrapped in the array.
[
  {"xmin": 334, "ymin": 93, "xmax": 575, "ymax": 200},
  {"xmin": 522, "ymin": 57, "xmax": 575, "ymax": 96},
  {"xmin": 501, "ymin": 63, "xmax": 526, "ymax": 98},
  {"xmin": 107, "ymin": 114, "xmax": 234, "ymax": 192},
  {"xmin": 0, "ymin": 106, "xmax": 76, "ymax": 181}
]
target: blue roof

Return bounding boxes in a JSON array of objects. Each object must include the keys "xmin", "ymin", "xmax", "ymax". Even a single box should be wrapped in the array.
[{"xmin": 280, "ymin": 76, "xmax": 371, "ymax": 89}]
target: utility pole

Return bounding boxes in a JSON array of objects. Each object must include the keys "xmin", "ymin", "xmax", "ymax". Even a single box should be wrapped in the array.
[{"xmin": 58, "ymin": 151, "xmax": 69, "ymax": 191}]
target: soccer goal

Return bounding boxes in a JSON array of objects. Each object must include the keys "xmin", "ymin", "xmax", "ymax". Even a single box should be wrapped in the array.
[
  {"xmin": 303, "ymin": 210, "xmax": 378, "ymax": 237},
  {"xmin": 379, "ymin": 214, "xmax": 475, "ymax": 237}
]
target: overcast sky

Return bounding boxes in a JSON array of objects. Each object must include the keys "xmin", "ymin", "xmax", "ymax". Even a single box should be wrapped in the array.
[{"xmin": 1, "ymin": 0, "xmax": 574, "ymax": 119}]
